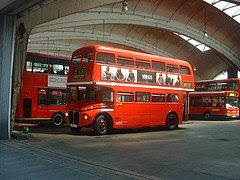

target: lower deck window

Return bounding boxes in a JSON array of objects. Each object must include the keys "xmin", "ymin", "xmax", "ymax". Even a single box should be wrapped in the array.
[
  {"xmin": 101, "ymin": 90, "xmax": 114, "ymax": 102},
  {"xmin": 77, "ymin": 86, "xmax": 96, "ymax": 101},
  {"xmin": 38, "ymin": 88, "xmax": 66, "ymax": 105},
  {"xmin": 116, "ymin": 92, "xmax": 134, "ymax": 102},
  {"xmin": 152, "ymin": 94, "xmax": 165, "ymax": 102},
  {"xmin": 135, "ymin": 92, "xmax": 150, "ymax": 102},
  {"xmin": 166, "ymin": 94, "xmax": 179, "ymax": 103}
]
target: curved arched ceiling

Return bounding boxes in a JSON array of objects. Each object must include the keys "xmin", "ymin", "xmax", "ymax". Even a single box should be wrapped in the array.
[{"xmin": 25, "ymin": 0, "xmax": 240, "ymax": 80}]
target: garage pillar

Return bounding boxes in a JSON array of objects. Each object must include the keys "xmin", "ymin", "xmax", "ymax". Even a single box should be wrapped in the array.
[{"xmin": 0, "ymin": 16, "xmax": 15, "ymax": 140}]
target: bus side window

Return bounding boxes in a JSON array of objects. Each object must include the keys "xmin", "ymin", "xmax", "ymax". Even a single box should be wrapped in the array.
[
  {"xmin": 49, "ymin": 89, "xmax": 66, "ymax": 105},
  {"xmin": 135, "ymin": 59, "xmax": 150, "ymax": 70},
  {"xmin": 190, "ymin": 97, "xmax": 201, "ymax": 107},
  {"xmin": 96, "ymin": 52, "xmax": 115, "ymax": 65},
  {"xmin": 102, "ymin": 90, "xmax": 114, "ymax": 102},
  {"xmin": 166, "ymin": 94, "xmax": 179, "ymax": 103},
  {"xmin": 29, "ymin": 56, "xmax": 48, "ymax": 73},
  {"xmin": 26, "ymin": 61, "xmax": 33, "ymax": 72},
  {"xmin": 135, "ymin": 92, "xmax": 150, "ymax": 102},
  {"xmin": 117, "ymin": 56, "xmax": 134, "ymax": 67},
  {"xmin": 166, "ymin": 64, "xmax": 179, "ymax": 73},
  {"xmin": 38, "ymin": 89, "xmax": 48, "ymax": 105},
  {"xmin": 152, "ymin": 61, "xmax": 164, "ymax": 71},
  {"xmin": 180, "ymin": 66, "xmax": 190, "ymax": 75},
  {"xmin": 50, "ymin": 58, "xmax": 69, "ymax": 75},
  {"xmin": 116, "ymin": 92, "xmax": 134, "ymax": 102},
  {"xmin": 152, "ymin": 94, "xmax": 165, "ymax": 102}
]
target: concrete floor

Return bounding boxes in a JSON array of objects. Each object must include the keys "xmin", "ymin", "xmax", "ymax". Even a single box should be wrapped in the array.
[{"xmin": 1, "ymin": 120, "xmax": 240, "ymax": 180}]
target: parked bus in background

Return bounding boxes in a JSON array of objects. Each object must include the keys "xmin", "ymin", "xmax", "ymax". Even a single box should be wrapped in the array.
[
  {"xmin": 15, "ymin": 52, "xmax": 69, "ymax": 127},
  {"xmin": 66, "ymin": 45, "xmax": 194, "ymax": 135},
  {"xmin": 189, "ymin": 91, "xmax": 239, "ymax": 120}
]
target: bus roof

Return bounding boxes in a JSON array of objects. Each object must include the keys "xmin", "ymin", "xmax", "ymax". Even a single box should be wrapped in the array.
[{"xmin": 73, "ymin": 45, "xmax": 191, "ymax": 66}]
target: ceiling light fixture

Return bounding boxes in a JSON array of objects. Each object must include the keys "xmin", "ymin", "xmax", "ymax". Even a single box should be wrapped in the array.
[
  {"xmin": 121, "ymin": 0, "xmax": 128, "ymax": 12},
  {"xmin": 204, "ymin": 30, "xmax": 208, "ymax": 38}
]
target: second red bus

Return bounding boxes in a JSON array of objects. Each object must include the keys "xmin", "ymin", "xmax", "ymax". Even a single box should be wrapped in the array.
[
  {"xmin": 189, "ymin": 91, "xmax": 239, "ymax": 120},
  {"xmin": 15, "ymin": 52, "xmax": 69, "ymax": 127}
]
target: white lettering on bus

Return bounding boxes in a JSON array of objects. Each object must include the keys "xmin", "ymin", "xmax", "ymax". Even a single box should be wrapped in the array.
[{"xmin": 142, "ymin": 74, "xmax": 152, "ymax": 80}]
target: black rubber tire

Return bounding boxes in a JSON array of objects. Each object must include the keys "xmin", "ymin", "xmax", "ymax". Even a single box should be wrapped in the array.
[
  {"xmin": 204, "ymin": 112, "xmax": 211, "ymax": 120},
  {"xmin": 93, "ymin": 115, "xmax": 110, "ymax": 135},
  {"xmin": 51, "ymin": 113, "xmax": 65, "ymax": 127},
  {"xmin": 166, "ymin": 113, "xmax": 178, "ymax": 130}
]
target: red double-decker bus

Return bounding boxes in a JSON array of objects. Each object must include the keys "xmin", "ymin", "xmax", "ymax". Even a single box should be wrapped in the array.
[
  {"xmin": 15, "ymin": 52, "xmax": 69, "ymax": 127},
  {"xmin": 66, "ymin": 45, "xmax": 194, "ymax": 135},
  {"xmin": 189, "ymin": 91, "xmax": 239, "ymax": 120}
]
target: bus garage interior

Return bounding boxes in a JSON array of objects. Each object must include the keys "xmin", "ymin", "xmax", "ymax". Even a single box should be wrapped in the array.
[{"xmin": 0, "ymin": 0, "xmax": 240, "ymax": 179}]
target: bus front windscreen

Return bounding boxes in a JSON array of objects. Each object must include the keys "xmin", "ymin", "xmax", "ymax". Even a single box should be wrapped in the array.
[{"xmin": 225, "ymin": 97, "xmax": 238, "ymax": 109}]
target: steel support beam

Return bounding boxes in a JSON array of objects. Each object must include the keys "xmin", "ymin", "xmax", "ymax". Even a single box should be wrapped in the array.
[
  {"xmin": 31, "ymin": 10, "xmax": 240, "ymax": 68},
  {"xmin": 0, "ymin": 16, "xmax": 15, "ymax": 140}
]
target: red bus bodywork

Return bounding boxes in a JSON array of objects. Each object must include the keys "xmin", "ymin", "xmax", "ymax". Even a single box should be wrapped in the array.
[
  {"xmin": 195, "ymin": 78, "xmax": 240, "ymax": 116},
  {"xmin": 15, "ymin": 52, "xmax": 69, "ymax": 127},
  {"xmin": 189, "ymin": 91, "xmax": 239, "ymax": 120},
  {"xmin": 67, "ymin": 45, "xmax": 195, "ymax": 135}
]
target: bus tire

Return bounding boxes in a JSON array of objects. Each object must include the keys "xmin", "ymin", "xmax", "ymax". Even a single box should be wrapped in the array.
[
  {"xmin": 51, "ymin": 113, "xmax": 65, "ymax": 127},
  {"xmin": 204, "ymin": 112, "xmax": 211, "ymax": 120},
  {"xmin": 166, "ymin": 113, "xmax": 178, "ymax": 130},
  {"xmin": 93, "ymin": 115, "xmax": 110, "ymax": 135}
]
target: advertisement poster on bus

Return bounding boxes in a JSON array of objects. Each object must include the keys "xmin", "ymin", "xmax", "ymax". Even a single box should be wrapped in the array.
[
  {"xmin": 101, "ymin": 66, "xmax": 137, "ymax": 82},
  {"xmin": 101, "ymin": 66, "xmax": 181, "ymax": 86},
  {"xmin": 48, "ymin": 75, "xmax": 67, "ymax": 88}
]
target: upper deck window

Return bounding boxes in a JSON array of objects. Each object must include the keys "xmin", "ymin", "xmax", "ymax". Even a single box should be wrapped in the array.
[
  {"xmin": 50, "ymin": 58, "xmax": 69, "ymax": 75},
  {"xmin": 26, "ymin": 55, "xmax": 48, "ymax": 73},
  {"xmin": 96, "ymin": 52, "xmax": 115, "ymax": 65},
  {"xmin": 117, "ymin": 56, "xmax": 134, "ymax": 67},
  {"xmin": 207, "ymin": 83, "xmax": 217, "ymax": 91},
  {"xmin": 72, "ymin": 51, "xmax": 94, "ymax": 66},
  {"xmin": 152, "ymin": 61, "xmax": 164, "ymax": 71},
  {"xmin": 136, "ymin": 59, "xmax": 150, "ymax": 70},
  {"xmin": 167, "ymin": 64, "xmax": 179, "ymax": 73},
  {"xmin": 195, "ymin": 83, "xmax": 206, "ymax": 91},
  {"xmin": 180, "ymin": 66, "xmax": 190, "ymax": 75}
]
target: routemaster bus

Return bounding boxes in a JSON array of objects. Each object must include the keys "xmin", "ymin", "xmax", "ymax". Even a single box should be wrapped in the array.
[
  {"xmin": 189, "ymin": 91, "xmax": 239, "ymax": 120},
  {"xmin": 15, "ymin": 52, "xmax": 69, "ymax": 127},
  {"xmin": 66, "ymin": 45, "xmax": 194, "ymax": 135}
]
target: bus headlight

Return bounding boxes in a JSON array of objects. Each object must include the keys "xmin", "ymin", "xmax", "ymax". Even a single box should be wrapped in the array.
[
  {"xmin": 84, "ymin": 115, "xmax": 88, "ymax": 120},
  {"xmin": 65, "ymin": 112, "xmax": 68, "ymax": 117}
]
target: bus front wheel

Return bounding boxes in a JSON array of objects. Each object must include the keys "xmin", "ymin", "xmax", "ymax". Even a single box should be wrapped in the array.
[
  {"xmin": 93, "ymin": 115, "xmax": 110, "ymax": 135},
  {"xmin": 204, "ymin": 112, "xmax": 211, "ymax": 120},
  {"xmin": 51, "ymin": 113, "xmax": 65, "ymax": 127},
  {"xmin": 166, "ymin": 113, "xmax": 178, "ymax": 130}
]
